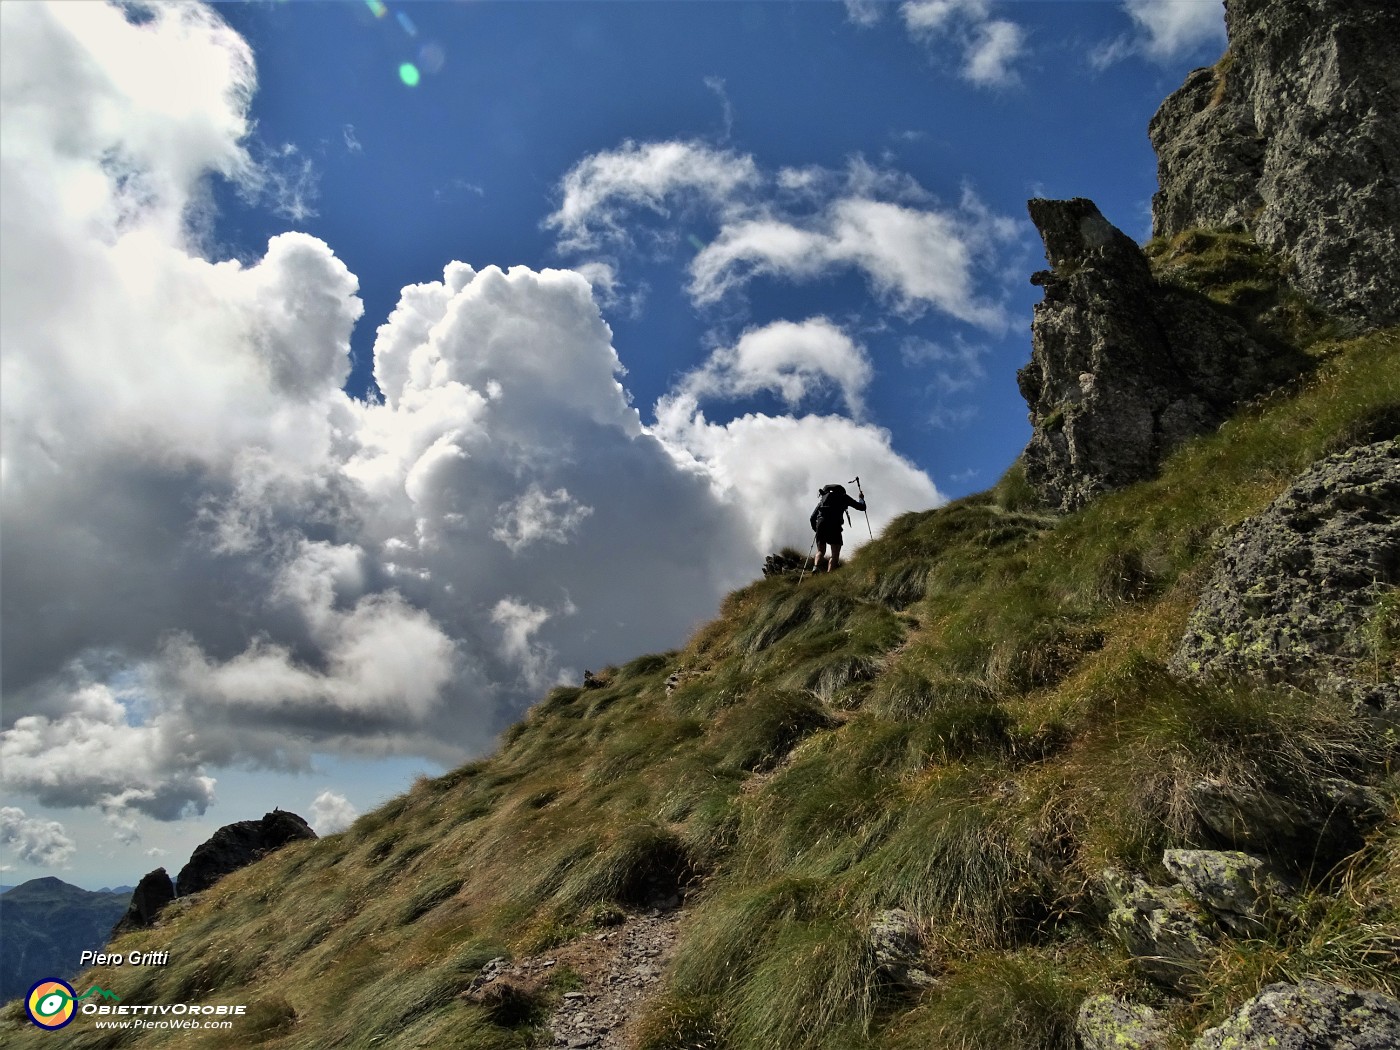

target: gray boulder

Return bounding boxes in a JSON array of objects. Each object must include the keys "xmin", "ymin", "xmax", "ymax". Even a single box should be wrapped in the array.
[
  {"xmin": 1191, "ymin": 980, "xmax": 1400, "ymax": 1049},
  {"xmin": 1173, "ymin": 439, "xmax": 1400, "ymax": 711},
  {"xmin": 1161, "ymin": 849, "xmax": 1290, "ymax": 936},
  {"xmin": 1018, "ymin": 198, "xmax": 1296, "ymax": 512},
  {"xmin": 1077, "ymin": 994, "xmax": 1169, "ymax": 1050},
  {"xmin": 868, "ymin": 908, "xmax": 937, "ymax": 991},
  {"xmin": 1151, "ymin": 0, "xmax": 1400, "ymax": 329},
  {"xmin": 1104, "ymin": 869, "xmax": 1215, "ymax": 991}
]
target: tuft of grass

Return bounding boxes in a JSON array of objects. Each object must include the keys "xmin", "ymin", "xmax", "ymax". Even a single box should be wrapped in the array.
[
  {"xmin": 881, "ymin": 954, "xmax": 1082, "ymax": 1050},
  {"xmin": 631, "ymin": 991, "xmax": 726, "ymax": 1050},
  {"xmin": 1062, "ymin": 654, "xmax": 1388, "ymax": 873},
  {"xmin": 727, "ymin": 915, "xmax": 878, "ymax": 1050},
  {"xmin": 1147, "ymin": 226, "xmax": 1343, "ymax": 348},
  {"xmin": 845, "ymin": 768, "xmax": 1063, "ymax": 948},
  {"xmin": 709, "ymin": 688, "xmax": 836, "ymax": 773},
  {"xmin": 559, "ymin": 822, "xmax": 696, "ymax": 908},
  {"xmin": 1361, "ymin": 588, "xmax": 1400, "ymax": 683}
]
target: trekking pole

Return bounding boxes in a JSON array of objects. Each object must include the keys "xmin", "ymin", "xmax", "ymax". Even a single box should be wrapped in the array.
[
  {"xmin": 849, "ymin": 476, "xmax": 873, "ymax": 539},
  {"xmin": 796, "ymin": 532, "xmax": 817, "ymax": 584}
]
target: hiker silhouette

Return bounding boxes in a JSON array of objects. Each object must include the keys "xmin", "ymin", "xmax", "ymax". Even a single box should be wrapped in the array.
[{"xmin": 808, "ymin": 483, "xmax": 866, "ymax": 572}]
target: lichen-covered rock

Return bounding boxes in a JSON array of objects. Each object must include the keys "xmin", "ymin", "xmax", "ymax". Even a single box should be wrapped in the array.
[
  {"xmin": 175, "ymin": 809, "xmax": 316, "ymax": 896},
  {"xmin": 1161, "ymin": 849, "xmax": 1290, "ymax": 936},
  {"xmin": 1188, "ymin": 777, "xmax": 1388, "ymax": 870},
  {"xmin": 1104, "ymin": 868, "xmax": 1215, "ymax": 991},
  {"xmin": 1173, "ymin": 439, "xmax": 1400, "ymax": 710},
  {"xmin": 1151, "ymin": 0, "xmax": 1400, "ymax": 328},
  {"xmin": 1077, "ymin": 994, "xmax": 1169, "ymax": 1050},
  {"xmin": 1191, "ymin": 980, "xmax": 1400, "ymax": 1049},
  {"xmin": 868, "ymin": 908, "xmax": 937, "ymax": 991},
  {"xmin": 1018, "ymin": 198, "xmax": 1297, "ymax": 512}
]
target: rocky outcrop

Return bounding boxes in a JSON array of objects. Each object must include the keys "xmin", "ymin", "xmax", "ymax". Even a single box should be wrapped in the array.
[
  {"xmin": 1150, "ymin": 0, "xmax": 1400, "ymax": 328},
  {"xmin": 1188, "ymin": 776, "xmax": 1389, "ymax": 871},
  {"xmin": 868, "ymin": 909, "xmax": 937, "ymax": 991},
  {"xmin": 762, "ymin": 551, "xmax": 806, "ymax": 577},
  {"xmin": 1076, "ymin": 995, "xmax": 1169, "ymax": 1050},
  {"xmin": 111, "ymin": 867, "xmax": 176, "ymax": 935},
  {"xmin": 175, "ymin": 810, "xmax": 316, "ymax": 897},
  {"xmin": 1017, "ymin": 198, "xmax": 1299, "ymax": 512},
  {"xmin": 1191, "ymin": 980, "xmax": 1400, "ymax": 1049},
  {"xmin": 1173, "ymin": 439, "xmax": 1400, "ymax": 711}
]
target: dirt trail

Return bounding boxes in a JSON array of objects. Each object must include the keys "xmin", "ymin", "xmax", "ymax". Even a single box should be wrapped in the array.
[{"xmin": 465, "ymin": 903, "xmax": 683, "ymax": 1049}]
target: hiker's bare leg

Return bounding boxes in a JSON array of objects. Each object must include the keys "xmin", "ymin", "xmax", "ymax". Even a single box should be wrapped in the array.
[
  {"xmin": 813, "ymin": 540, "xmax": 828, "ymax": 572},
  {"xmin": 829, "ymin": 542, "xmax": 843, "ymax": 570}
]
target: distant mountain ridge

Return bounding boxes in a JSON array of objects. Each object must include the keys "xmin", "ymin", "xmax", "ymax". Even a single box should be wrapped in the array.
[{"xmin": 0, "ymin": 878, "xmax": 130, "ymax": 1003}]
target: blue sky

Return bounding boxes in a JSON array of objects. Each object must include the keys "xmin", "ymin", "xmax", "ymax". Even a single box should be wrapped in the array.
[{"xmin": 1, "ymin": 0, "xmax": 1227, "ymax": 888}]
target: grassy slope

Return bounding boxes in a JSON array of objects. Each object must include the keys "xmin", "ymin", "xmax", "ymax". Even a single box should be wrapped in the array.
[{"xmin": 5, "ymin": 234, "xmax": 1397, "ymax": 1049}]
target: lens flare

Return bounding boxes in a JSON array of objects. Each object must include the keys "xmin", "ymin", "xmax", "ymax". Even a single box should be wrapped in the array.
[
  {"xmin": 419, "ymin": 41, "xmax": 446, "ymax": 74},
  {"xmin": 396, "ymin": 11, "xmax": 418, "ymax": 36},
  {"xmin": 365, "ymin": 0, "xmax": 387, "ymax": 18},
  {"xmin": 398, "ymin": 62, "xmax": 421, "ymax": 87}
]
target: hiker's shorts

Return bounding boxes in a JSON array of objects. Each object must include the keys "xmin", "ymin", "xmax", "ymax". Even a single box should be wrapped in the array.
[{"xmin": 815, "ymin": 522, "xmax": 844, "ymax": 546}]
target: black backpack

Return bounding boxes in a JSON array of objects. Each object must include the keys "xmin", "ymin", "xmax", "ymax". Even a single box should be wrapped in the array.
[{"xmin": 811, "ymin": 485, "xmax": 848, "ymax": 529}]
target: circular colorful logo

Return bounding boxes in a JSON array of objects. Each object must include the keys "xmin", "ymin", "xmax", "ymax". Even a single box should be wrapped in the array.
[{"xmin": 26, "ymin": 979, "xmax": 77, "ymax": 1030}]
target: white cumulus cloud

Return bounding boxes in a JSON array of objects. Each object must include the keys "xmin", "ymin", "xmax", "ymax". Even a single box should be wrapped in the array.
[
  {"xmin": 1, "ymin": 2, "xmax": 948, "ymax": 832},
  {"xmin": 310, "ymin": 790, "xmax": 359, "ymax": 835},
  {"xmin": 690, "ymin": 195, "xmax": 1013, "ymax": 327},
  {"xmin": 677, "ymin": 319, "xmax": 873, "ymax": 417},
  {"xmin": 0, "ymin": 807, "xmax": 77, "ymax": 867}
]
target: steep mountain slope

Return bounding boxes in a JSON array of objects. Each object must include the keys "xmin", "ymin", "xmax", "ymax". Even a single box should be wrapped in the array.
[
  {"xmin": 3, "ymin": 301, "xmax": 1394, "ymax": 1046},
  {"xmin": 4, "ymin": 0, "xmax": 1397, "ymax": 1045},
  {"xmin": 0, "ymin": 879, "xmax": 131, "ymax": 1002}
]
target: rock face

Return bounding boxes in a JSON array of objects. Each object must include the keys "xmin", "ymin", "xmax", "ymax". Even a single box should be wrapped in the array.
[
  {"xmin": 111, "ymin": 867, "xmax": 176, "ymax": 936},
  {"xmin": 1173, "ymin": 439, "xmax": 1400, "ymax": 710},
  {"xmin": 1150, "ymin": 0, "xmax": 1400, "ymax": 328},
  {"xmin": 1191, "ymin": 980, "xmax": 1400, "ymax": 1050},
  {"xmin": 175, "ymin": 810, "xmax": 316, "ymax": 896},
  {"xmin": 1188, "ymin": 776, "xmax": 1389, "ymax": 871},
  {"xmin": 1017, "ymin": 198, "xmax": 1296, "ymax": 512}
]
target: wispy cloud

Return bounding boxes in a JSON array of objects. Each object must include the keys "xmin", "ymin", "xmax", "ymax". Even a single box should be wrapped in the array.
[
  {"xmin": 1092, "ymin": 0, "xmax": 1226, "ymax": 68},
  {"xmin": 898, "ymin": 0, "xmax": 1027, "ymax": 87},
  {"xmin": 703, "ymin": 75, "xmax": 734, "ymax": 140},
  {"xmin": 550, "ymin": 145, "xmax": 1018, "ymax": 330},
  {"xmin": 245, "ymin": 141, "xmax": 320, "ymax": 222}
]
